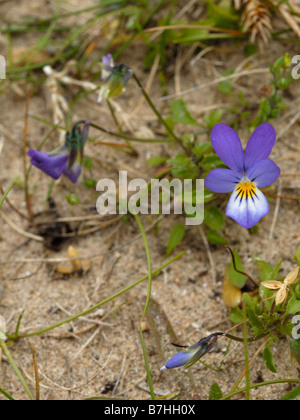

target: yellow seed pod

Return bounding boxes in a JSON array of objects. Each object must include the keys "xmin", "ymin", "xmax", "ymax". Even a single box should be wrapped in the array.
[{"xmin": 222, "ymin": 265, "xmax": 242, "ymax": 308}]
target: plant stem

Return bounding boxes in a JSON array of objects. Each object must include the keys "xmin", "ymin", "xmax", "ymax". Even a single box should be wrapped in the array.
[
  {"xmin": 220, "ymin": 379, "xmax": 300, "ymax": 401},
  {"xmin": 0, "ymin": 180, "xmax": 15, "ymax": 209},
  {"xmin": 139, "ymin": 324, "xmax": 155, "ymax": 400},
  {"xmin": 134, "ymin": 214, "xmax": 153, "ymax": 321},
  {"xmin": 243, "ymin": 302, "xmax": 251, "ymax": 400},
  {"xmin": 132, "ymin": 73, "xmax": 189, "ymax": 154},
  {"xmin": 17, "ymin": 252, "xmax": 186, "ymax": 340},
  {"xmin": 0, "ymin": 340, "xmax": 34, "ymax": 400},
  {"xmin": 0, "ymin": 387, "xmax": 15, "ymax": 400}
]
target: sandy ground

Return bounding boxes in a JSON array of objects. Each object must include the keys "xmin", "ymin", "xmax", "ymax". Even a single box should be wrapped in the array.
[{"xmin": 0, "ymin": 0, "xmax": 299, "ymax": 400}]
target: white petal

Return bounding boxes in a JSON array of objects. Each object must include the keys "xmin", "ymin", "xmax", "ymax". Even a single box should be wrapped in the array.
[{"xmin": 226, "ymin": 186, "xmax": 269, "ymax": 229}]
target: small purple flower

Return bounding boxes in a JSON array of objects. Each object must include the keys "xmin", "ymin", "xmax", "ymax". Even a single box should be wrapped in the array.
[
  {"xmin": 28, "ymin": 121, "xmax": 90, "ymax": 184},
  {"xmin": 160, "ymin": 334, "xmax": 218, "ymax": 371},
  {"xmin": 98, "ymin": 54, "xmax": 133, "ymax": 103},
  {"xmin": 204, "ymin": 123, "xmax": 281, "ymax": 229}
]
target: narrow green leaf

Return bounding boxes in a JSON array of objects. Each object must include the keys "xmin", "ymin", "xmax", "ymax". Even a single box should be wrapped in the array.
[
  {"xmin": 263, "ymin": 345, "xmax": 277, "ymax": 373},
  {"xmin": 165, "ymin": 224, "xmax": 186, "ymax": 257},
  {"xmin": 229, "ymin": 249, "xmax": 247, "ymax": 288},
  {"xmin": 280, "ymin": 385, "xmax": 300, "ymax": 401}
]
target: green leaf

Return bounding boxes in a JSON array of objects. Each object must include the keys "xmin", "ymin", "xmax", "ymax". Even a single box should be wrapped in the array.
[
  {"xmin": 218, "ymin": 70, "xmax": 234, "ymax": 95},
  {"xmin": 247, "ymin": 307, "xmax": 264, "ymax": 332},
  {"xmin": 255, "ymin": 259, "xmax": 281, "ymax": 282},
  {"xmin": 230, "ymin": 307, "xmax": 244, "ymax": 324},
  {"xmin": 202, "ymin": 155, "xmax": 226, "ymax": 173},
  {"xmin": 263, "ymin": 345, "xmax": 277, "ymax": 373},
  {"xmin": 287, "ymin": 296, "xmax": 300, "ymax": 315},
  {"xmin": 66, "ymin": 194, "xmax": 80, "ymax": 205},
  {"xmin": 168, "ymin": 154, "xmax": 199, "ymax": 179},
  {"xmin": 84, "ymin": 156, "xmax": 93, "ymax": 169},
  {"xmin": 209, "ymin": 383, "xmax": 222, "ymax": 400},
  {"xmin": 146, "ymin": 157, "xmax": 168, "ymax": 166},
  {"xmin": 170, "ymin": 99, "xmax": 198, "ymax": 125},
  {"xmin": 294, "ymin": 245, "xmax": 300, "ymax": 266},
  {"xmin": 280, "ymin": 385, "xmax": 300, "ymax": 401},
  {"xmin": 84, "ymin": 179, "xmax": 97, "ymax": 189},
  {"xmin": 229, "ymin": 249, "xmax": 247, "ymax": 288},
  {"xmin": 204, "ymin": 206, "xmax": 225, "ymax": 230},
  {"xmin": 204, "ymin": 110, "xmax": 224, "ymax": 130},
  {"xmin": 165, "ymin": 224, "xmax": 186, "ymax": 257},
  {"xmin": 207, "ymin": 230, "xmax": 228, "ymax": 246}
]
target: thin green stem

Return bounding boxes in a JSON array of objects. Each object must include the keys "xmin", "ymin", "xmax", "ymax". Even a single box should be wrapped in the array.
[
  {"xmin": 220, "ymin": 379, "xmax": 300, "ymax": 401},
  {"xmin": 134, "ymin": 215, "xmax": 153, "ymax": 321},
  {"xmin": 243, "ymin": 302, "xmax": 251, "ymax": 400},
  {"xmin": 132, "ymin": 73, "xmax": 189, "ymax": 154},
  {"xmin": 0, "ymin": 180, "xmax": 15, "ymax": 209},
  {"xmin": 17, "ymin": 252, "xmax": 186, "ymax": 340},
  {"xmin": 139, "ymin": 324, "xmax": 155, "ymax": 400},
  {"xmin": 30, "ymin": 115, "xmax": 172, "ymax": 144},
  {"xmin": 0, "ymin": 387, "xmax": 15, "ymax": 400},
  {"xmin": 0, "ymin": 340, "xmax": 34, "ymax": 400}
]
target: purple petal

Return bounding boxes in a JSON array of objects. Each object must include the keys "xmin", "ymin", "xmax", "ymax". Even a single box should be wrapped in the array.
[
  {"xmin": 244, "ymin": 123, "xmax": 276, "ymax": 170},
  {"xmin": 102, "ymin": 53, "xmax": 114, "ymax": 70},
  {"xmin": 205, "ymin": 169, "xmax": 243, "ymax": 193},
  {"xmin": 210, "ymin": 124, "xmax": 244, "ymax": 172},
  {"xmin": 28, "ymin": 148, "xmax": 68, "ymax": 180},
  {"xmin": 163, "ymin": 350, "xmax": 194, "ymax": 370},
  {"xmin": 226, "ymin": 186, "xmax": 269, "ymax": 229},
  {"xmin": 63, "ymin": 162, "xmax": 82, "ymax": 184},
  {"xmin": 245, "ymin": 159, "xmax": 281, "ymax": 188}
]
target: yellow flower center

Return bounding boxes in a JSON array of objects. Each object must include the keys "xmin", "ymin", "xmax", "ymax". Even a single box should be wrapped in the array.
[{"xmin": 236, "ymin": 177, "xmax": 257, "ymax": 200}]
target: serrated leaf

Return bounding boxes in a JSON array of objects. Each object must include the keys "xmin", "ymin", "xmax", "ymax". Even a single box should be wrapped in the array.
[
  {"xmin": 247, "ymin": 308, "xmax": 264, "ymax": 331},
  {"xmin": 263, "ymin": 345, "xmax": 277, "ymax": 373},
  {"xmin": 165, "ymin": 224, "xmax": 186, "ymax": 257},
  {"xmin": 209, "ymin": 383, "xmax": 222, "ymax": 400},
  {"xmin": 204, "ymin": 206, "xmax": 225, "ymax": 230},
  {"xmin": 170, "ymin": 99, "xmax": 198, "ymax": 125}
]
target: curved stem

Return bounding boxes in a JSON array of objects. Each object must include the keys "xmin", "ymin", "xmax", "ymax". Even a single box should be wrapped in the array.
[{"xmin": 220, "ymin": 379, "xmax": 300, "ymax": 401}]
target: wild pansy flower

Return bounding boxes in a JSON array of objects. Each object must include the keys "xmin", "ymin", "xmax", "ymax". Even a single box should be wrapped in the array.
[
  {"xmin": 261, "ymin": 266, "xmax": 299, "ymax": 305},
  {"xmin": 28, "ymin": 121, "xmax": 90, "ymax": 184},
  {"xmin": 205, "ymin": 123, "xmax": 280, "ymax": 229},
  {"xmin": 97, "ymin": 53, "xmax": 133, "ymax": 103},
  {"xmin": 160, "ymin": 334, "xmax": 218, "ymax": 371}
]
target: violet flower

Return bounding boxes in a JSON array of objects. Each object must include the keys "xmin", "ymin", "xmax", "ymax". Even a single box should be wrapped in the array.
[
  {"xmin": 28, "ymin": 121, "xmax": 90, "ymax": 184},
  {"xmin": 98, "ymin": 54, "xmax": 133, "ymax": 103},
  {"xmin": 204, "ymin": 123, "xmax": 280, "ymax": 229},
  {"xmin": 160, "ymin": 334, "xmax": 218, "ymax": 371}
]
